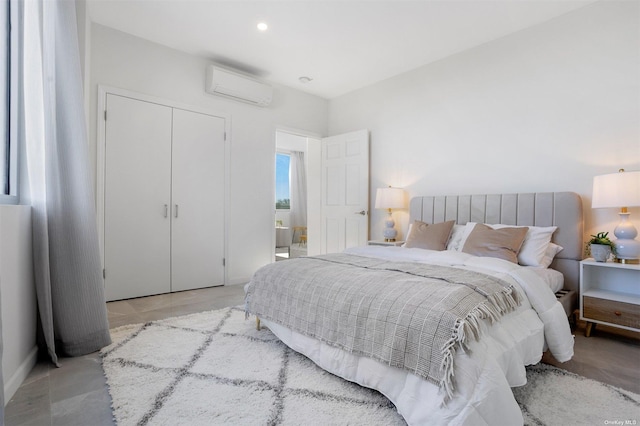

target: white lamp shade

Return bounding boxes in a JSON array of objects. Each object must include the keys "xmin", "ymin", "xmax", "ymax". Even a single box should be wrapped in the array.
[
  {"xmin": 375, "ymin": 187, "xmax": 406, "ymax": 210},
  {"xmin": 592, "ymin": 170, "xmax": 640, "ymax": 208}
]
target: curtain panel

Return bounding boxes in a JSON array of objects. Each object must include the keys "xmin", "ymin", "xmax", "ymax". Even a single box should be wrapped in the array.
[
  {"xmin": 23, "ymin": 0, "xmax": 110, "ymax": 364},
  {"xmin": 290, "ymin": 151, "xmax": 307, "ymax": 238}
]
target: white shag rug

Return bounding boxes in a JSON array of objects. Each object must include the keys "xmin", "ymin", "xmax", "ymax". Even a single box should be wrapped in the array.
[{"xmin": 101, "ymin": 307, "xmax": 640, "ymax": 426}]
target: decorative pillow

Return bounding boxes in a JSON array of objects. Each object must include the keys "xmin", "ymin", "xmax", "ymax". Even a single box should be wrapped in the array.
[
  {"xmin": 539, "ymin": 242, "xmax": 564, "ymax": 268},
  {"xmin": 405, "ymin": 220, "xmax": 455, "ymax": 251},
  {"xmin": 491, "ymin": 224, "xmax": 558, "ymax": 267},
  {"xmin": 462, "ymin": 223, "xmax": 529, "ymax": 263}
]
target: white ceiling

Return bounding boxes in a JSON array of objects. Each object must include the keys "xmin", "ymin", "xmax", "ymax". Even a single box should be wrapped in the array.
[{"xmin": 87, "ymin": 0, "xmax": 597, "ymax": 99}]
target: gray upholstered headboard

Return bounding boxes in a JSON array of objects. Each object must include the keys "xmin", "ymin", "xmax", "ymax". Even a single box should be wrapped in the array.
[{"xmin": 409, "ymin": 192, "xmax": 583, "ymax": 293}]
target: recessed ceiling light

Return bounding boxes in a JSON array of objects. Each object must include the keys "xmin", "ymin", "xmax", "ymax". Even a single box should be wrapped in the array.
[
  {"xmin": 299, "ymin": 76, "xmax": 313, "ymax": 84},
  {"xmin": 257, "ymin": 22, "xmax": 268, "ymax": 31}
]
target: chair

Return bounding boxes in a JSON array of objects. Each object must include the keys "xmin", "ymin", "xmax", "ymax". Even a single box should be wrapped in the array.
[{"xmin": 292, "ymin": 226, "xmax": 307, "ymax": 246}]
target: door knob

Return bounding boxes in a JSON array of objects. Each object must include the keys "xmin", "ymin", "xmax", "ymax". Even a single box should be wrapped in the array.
[{"xmin": 355, "ymin": 210, "xmax": 366, "ymax": 216}]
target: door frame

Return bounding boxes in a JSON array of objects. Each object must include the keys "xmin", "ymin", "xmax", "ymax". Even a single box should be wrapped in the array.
[
  {"xmin": 273, "ymin": 126, "xmax": 323, "ymax": 260},
  {"xmin": 97, "ymin": 85, "xmax": 232, "ymax": 285}
]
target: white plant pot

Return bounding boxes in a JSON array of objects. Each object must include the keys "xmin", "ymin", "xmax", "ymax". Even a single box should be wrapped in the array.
[{"xmin": 590, "ymin": 244, "xmax": 611, "ymax": 262}]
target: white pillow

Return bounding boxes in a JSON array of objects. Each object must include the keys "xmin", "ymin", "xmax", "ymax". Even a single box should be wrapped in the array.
[
  {"xmin": 402, "ymin": 223, "xmax": 413, "ymax": 247},
  {"xmin": 490, "ymin": 224, "xmax": 557, "ymax": 267},
  {"xmin": 446, "ymin": 224, "xmax": 469, "ymax": 251},
  {"xmin": 449, "ymin": 222, "xmax": 478, "ymax": 252},
  {"xmin": 539, "ymin": 242, "xmax": 563, "ymax": 268}
]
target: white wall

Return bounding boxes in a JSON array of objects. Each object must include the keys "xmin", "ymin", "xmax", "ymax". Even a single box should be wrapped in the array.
[
  {"xmin": 329, "ymin": 0, "xmax": 640, "ymax": 243},
  {"xmin": 1, "ymin": 3, "xmax": 38, "ymax": 399},
  {"xmin": 0, "ymin": 205, "xmax": 37, "ymax": 404},
  {"xmin": 274, "ymin": 211, "xmax": 291, "ymax": 228},
  {"xmin": 89, "ymin": 24, "xmax": 328, "ymax": 285},
  {"xmin": 276, "ymin": 131, "xmax": 309, "ymax": 152}
]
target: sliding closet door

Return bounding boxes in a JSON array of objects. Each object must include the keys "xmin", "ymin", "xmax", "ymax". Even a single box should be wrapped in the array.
[
  {"xmin": 171, "ymin": 109, "xmax": 226, "ymax": 291},
  {"xmin": 104, "ymin": 94, "xmax": 172, "ymax": 301}
]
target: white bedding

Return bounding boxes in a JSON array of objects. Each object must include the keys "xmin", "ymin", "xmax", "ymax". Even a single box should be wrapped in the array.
[
  {"xmin": 527, "ymin": 267, "xmax": 564, "ymax": 293},
  {"xmin": 258, "ymin": 247, "xmax": 574, "ymax": 425}
]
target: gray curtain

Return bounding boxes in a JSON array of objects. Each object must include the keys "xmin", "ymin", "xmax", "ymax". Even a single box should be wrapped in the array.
[
  {"xmin": 23, "ymin": 0, "xmax": 111, "ymax": 364},
  {"xmin": 290, "ymin": 151, "xmax": 307, "ymax": 238}
]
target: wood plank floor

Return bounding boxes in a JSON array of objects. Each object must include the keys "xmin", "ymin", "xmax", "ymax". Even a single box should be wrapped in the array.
[{"xmin": 5, "ymin": 284, "xmax": 640, "ymax": 425}]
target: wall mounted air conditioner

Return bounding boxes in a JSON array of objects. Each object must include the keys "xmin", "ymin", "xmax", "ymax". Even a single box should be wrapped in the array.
[{"xmin": 205, "ymin": 66, "xmax": 273, "ymax": 107}]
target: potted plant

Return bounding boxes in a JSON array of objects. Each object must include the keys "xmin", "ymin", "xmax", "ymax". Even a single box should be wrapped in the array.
[{"xmin": 585, "ymin": 231, "xmax": 615, "ymax": 262}]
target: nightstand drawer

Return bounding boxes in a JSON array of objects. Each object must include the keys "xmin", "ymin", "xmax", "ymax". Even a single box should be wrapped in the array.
[{"xmin": 583, "ymin": 296, "xmax": 640, "ymax": 329}]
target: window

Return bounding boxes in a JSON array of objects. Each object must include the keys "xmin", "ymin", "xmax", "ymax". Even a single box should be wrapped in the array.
[
  {"xmin": 275, "ymin": 153, "xmax": 290, "ymax": 210},
  {"xmin": 0, "ymin": 0, "xmax": 17, "ymax": 204}
]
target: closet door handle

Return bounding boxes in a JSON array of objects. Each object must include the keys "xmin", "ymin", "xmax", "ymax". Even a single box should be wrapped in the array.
[
  {"xmin": 174, "ymin": 204, "xmax": 179, "ymax": 218},
  {"xmin": 164, "ymin": 204, "xmax": 168, "ymax": 218}
]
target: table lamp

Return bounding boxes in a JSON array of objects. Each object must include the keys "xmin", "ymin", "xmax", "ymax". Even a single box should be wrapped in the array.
[
  {"xmin": 375, "ymin": 186, "xmax": 406, "ymax": 241},
  {"xmin": 592, "ymin": 169, "xmax": 640, "ymax": 264}
]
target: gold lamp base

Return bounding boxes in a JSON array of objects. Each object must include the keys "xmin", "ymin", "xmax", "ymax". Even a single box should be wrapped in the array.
[{"xmin": 615, "ymin": 258, "xmax": 640, "ymax": 265}]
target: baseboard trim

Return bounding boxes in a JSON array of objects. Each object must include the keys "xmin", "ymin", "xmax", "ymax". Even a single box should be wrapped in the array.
[
  {"xmin": 227, "ymin": 276, "xmax": 251, "ymax": 286},
  {"xmin": 4, "ymin": 345, "xmax": 38, "ymax": 406}
]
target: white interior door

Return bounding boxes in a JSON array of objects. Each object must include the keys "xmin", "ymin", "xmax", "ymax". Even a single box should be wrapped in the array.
[
  {"xmin": 321, "ymin": 129, "xmax": 369, "ymax": 253},
  {"xmin": 171, "ymin": 109, "xmax": 226, "ymax": 291},
  {"xmin": 104, "ymin": 94, "xmax": 172, "ymax": 301}
]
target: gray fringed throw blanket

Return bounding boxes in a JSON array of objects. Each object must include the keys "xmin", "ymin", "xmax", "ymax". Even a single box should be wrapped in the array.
[{"xmin": 245, "ymin": 253, "xmax": 520, "ymax": 397}]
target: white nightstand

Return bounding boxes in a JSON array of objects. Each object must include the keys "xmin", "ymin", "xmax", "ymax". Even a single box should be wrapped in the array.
[
  {"xmin": 580, "ymin": 259, "xmax": 640, "ymax": 337},
  {"xmin": 368, "ymin": 240, "xmax": 405, "ymax": 247}
]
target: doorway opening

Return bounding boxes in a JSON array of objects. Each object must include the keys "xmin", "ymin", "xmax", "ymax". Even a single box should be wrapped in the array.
[
  {"xmin": 275, "ymin": 131, "xmax": 309, "ymax": 261},
  {"xmin": 272, "ymin": 128, "xmax": 368, "ymax": 261}
]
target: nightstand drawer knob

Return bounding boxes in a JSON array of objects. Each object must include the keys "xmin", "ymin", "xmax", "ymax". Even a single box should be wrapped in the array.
[{"xmin": 614, "ymin": 311, "xmax": 622, "ymax": 316}]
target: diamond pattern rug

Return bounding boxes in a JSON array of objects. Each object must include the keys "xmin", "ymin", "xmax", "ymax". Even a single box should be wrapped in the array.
[
  {"xmin": 101, "ymin": 307, "xmax": 404, "ymax": 425},
  {"xmin": 101, "ymin": 306, "xmax": 640, "ymax": 426}
]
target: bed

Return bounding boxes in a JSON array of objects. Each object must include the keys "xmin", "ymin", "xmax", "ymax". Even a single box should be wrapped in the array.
[{"xmin": 245, "ymin": 192, "xmax": 583, "ymax": 425}]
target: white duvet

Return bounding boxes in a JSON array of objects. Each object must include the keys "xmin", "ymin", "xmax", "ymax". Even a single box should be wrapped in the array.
[{"xmin": 260, "ymin": 246, "xmax": 574, "ymax": 425}]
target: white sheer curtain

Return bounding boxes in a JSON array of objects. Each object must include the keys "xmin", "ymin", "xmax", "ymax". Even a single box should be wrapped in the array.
[
  {"xmin": 22, "ymin": 0, "xmax": 110, "ymax": 364},
  {"xmin": 290, "ymin": 151, "xmax": 307, "ymax": 240}
]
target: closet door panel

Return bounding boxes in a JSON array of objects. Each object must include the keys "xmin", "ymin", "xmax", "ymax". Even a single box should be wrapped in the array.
[
  {"xmin": 171, "ymin": 109, "xmax": 226, "ymax": 291},
  {"xmin": 104, "ymin": 94, "xmax": 172, "ymax": 301}
]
